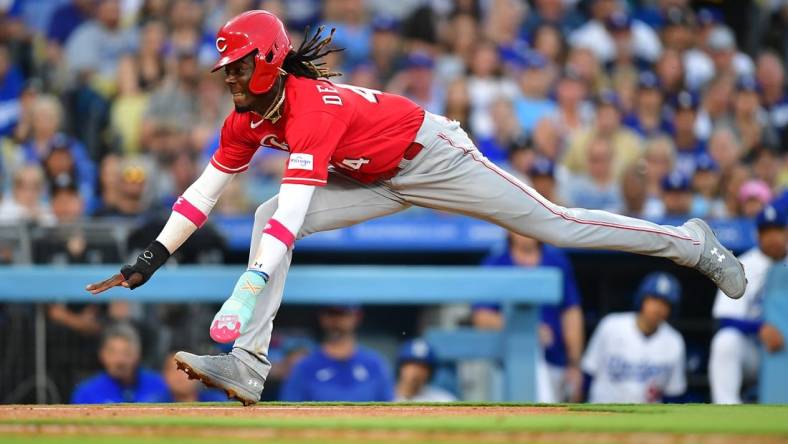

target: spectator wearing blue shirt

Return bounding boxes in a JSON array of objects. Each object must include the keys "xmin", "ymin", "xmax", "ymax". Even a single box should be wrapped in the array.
[
  {"xmin": 280, "ymin": 305, "xmax": 394, "ymax": 402},
  {"xmin": 472, "ymin": 233, "xmax": 584, "ymax": 403},
  {"xmin": 71, "ymin": 323, "xmax": 170, "ymax": 404},
  {"xmin": 756, "ymin": 52, "xmax": 788, "ymax": 152},
  {"xmin": 671, "ymin": 90, "xmax": 707, "ymax": 178},
  {"xmin": 511, "ymin": 51, "xmax": 557, "ymax": 133},
  {"xmin": 623, "ymin": 72, "xmax": 673, "ymax": 138}
]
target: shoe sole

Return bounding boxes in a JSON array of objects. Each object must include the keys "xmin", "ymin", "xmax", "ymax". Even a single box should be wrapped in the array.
[
  {"xmin": 690, "ymin": 218, "xmax": 747, "ymax": 299},
  {"xmin": 174, "ymin": 356, "xmax": 258, "ymax": 406}
]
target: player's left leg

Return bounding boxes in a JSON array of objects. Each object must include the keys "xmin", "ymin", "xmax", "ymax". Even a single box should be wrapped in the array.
[
  {"xmin": 392, "ymin": 118, "xmax": 745, "ymax": 298},
  {"xmin": 177, "ymin": 172, "xmax": 407, "ymax": 404}
]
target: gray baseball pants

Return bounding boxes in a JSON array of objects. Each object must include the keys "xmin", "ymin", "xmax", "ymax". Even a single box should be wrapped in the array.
[{"xmin": 230, "ymin": 112, "xmax": 703, "ymax": 380}]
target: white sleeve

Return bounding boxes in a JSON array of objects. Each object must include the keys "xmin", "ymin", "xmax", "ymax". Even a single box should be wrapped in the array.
[
  {"xmin": 155, "ymin": 163, "xmax": 235, "ymax": 253},
  {"xmin": 250, "ymin": 183, "xmax": 315, "ymax": 277},
  {"xmin": 664, "ymin": 336, "xmax": 687, "ymax": 397},
  {"xmin": 581, "ymin": 316, "xmax": 609, "ymax": 376}
]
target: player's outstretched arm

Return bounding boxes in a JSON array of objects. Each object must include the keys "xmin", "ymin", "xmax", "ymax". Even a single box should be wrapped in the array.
[{"xmin": 86, "ymin": 163, "xmax": 236, "ymax": 295}]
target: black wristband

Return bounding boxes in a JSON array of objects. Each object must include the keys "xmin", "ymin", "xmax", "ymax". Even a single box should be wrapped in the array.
[{"xmin": 121, "ymin": 240, "xmax": 171, "ymax": 288}]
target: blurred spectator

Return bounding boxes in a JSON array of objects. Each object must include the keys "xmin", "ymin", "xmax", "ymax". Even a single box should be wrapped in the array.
[
  {"xmin": 731, "ymin": 76, "xmax": 779, "ymax": 157},
  {"xmin": 46, "ymin": 0, "xmax": 92, "ymax": 48},
  {"xmin": 709, "ymin": 204, "xmax": 787, "ymax": 404},
  {"xmin": 136, "ymin": 20, "xmax": 168, "ymax": 90},
  {"xmin": 473, "ymin": 233, "xmax": 584, "ymax": 403},
  {"xmin": 562, "ymin": 137, "xmax": 623, "ymax": 212},
  {"xmin": 63, "ymin": 0, "xmax": 139, "ymax": 93},
  {"xmin": 0, "ymin": 43, "xmax": 23, "ymax": 137},
  {"xmin": 476, "ymin": 97, "xmax": 523, "ymax": 163},
  {"xmin": 531, "ymin": 23, "xmax": 567, "ymax": 67},
  {"xmin": 684, "ymin": 25, "xmax": 754, "ymax": 91},
  {"xmin": 511, "ymin": 51, "xmax": 556, "ymax": 133},
  {"xmin": 695, "ymin": 74, "xmax": 735, "ymax": 141},
  {"xmin": 707, "ymin": 127, "xmax": 742, "ymax": 176},
  {"xmin": 442, "ymin": 78, "xmax": 471, "ymax": 132},
  {"xmin": 569, "ymin": 0, "xmax": 661, "ymax": 64},
  {"xmin": 550, "ymin": 66, "xmax": 592, "ymax": 136},
  {"xmin": 280, "ymin": 305, "xmax": 394, "ymax": 401},
  {"xmin": 532, "ymin": 117, "xmax": 563, "ymax": 160},
  {"xmin": 738, "ymin": 179, "xmax": 773, "ymax": 219},
  {"xmin": 658, "ymin": 7, "xmax": 695, "ymax": 55},
  {"xmin": 386, "ymin": 51, "xmax": 442, "ymax": 114},
  {"xmin": 721, "ymin": 165, "xmax": 753, "ymax": 218},
  {"xmin": 0, "ymin": 164, "xmax": 54, "ymax": 224},
  {"xmin": 110, "ymin": 55, "xmax": 149, "ymax": 155},
  {"xmin": 15, "ymin": 95, "xmax": 96, "ymax": 212},
  {"xmin": 466, "ymin": 41, "xmax": 518, "ymax": 138},
  {"xmin": 71, "ymin": 322, "xmax": 169, "ymax": 403},
  {"xmin": 582, "ymin": 272, "xmax": 686, "ymax": 403},
  {"xmin": 660, "ymin": 171, "xmax": 693, "ymax": 218},
  {"xmin": 321, "ymin": 0, "xmax": 371, "ymax": 71},
  {"xmin": 690, "ymin": 153, "xmax": 725, "ymax": 219},
  {"xmin": 394, "ymin": 339, "xmax": 456, "ymax": 402},
  {"xmin": 670, "ymin": 90, "xmax": 705, "ymax": 177},
  {"xmin": 50, "ymin": 183, "xmax": 84, "ymax": 224},
  {"xmin": 368, "ymin": 15, "xmax": 403, "ymax": 85},
  {"xmin": 623, "ymin": 71, "xmax": 672, "ymax": 138},
  {"xmin": 641, "ymin": 136, "xmax": 675, "ymax": 218},
  {"xmin": 563, "ymin": 91, "xmax": 641, "ymax": 179},
  {"xmin": 620, "ymin": 162, "xmax": 648, "ymax": 217},
  {"xmin": 654, "ymin": 49, "xmax": 685, "ymax": 100},
  {"xmin": 93, "ymin": 158, "xmax": 153, "ymax": 218},
  {"xmin": 756, "ymin": 51, "xmax": 788, "ymax": 151},
  {"xmin": 161, "ymin": 351, "xmax": 227, "ymax": 402},
  {"xmin": 527, "ymin": 156, "xmax": 563, "ymax": 205}
]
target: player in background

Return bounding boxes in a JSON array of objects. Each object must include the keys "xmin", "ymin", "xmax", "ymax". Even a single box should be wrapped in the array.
[
  {"xmin": 709, "ymin": 204, "xmax": 787, "ymax": 404},
  {"xmin": 279, "ymin": 305, "xmax": 393, "ymax": 402},
  {"xmin": 472, "ymin": 233, "xmax": 584, "ymax": 403},
  {"xmin": 582, "ymin": 272, "xmax": 686, "ymax": 403},
  {"xmin": 394, "ymin": 339, "xmax": 457, "ymax": 402},
  {"xmin": 85, "ymin": 10, "xmax": 745, "ymax": 405}
]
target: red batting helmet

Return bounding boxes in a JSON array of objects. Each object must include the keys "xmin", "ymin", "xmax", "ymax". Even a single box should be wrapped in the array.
[{"xmin": 211, "ymin": 10, "xmax": 292, "ymax": 94}]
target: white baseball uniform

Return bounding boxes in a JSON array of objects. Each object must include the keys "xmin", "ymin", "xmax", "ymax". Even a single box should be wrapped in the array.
[
  {"xmin": 709, "ymin": 247, "xmax": 782, "ymax": 404},
  {"xmin": 582, "ymin": 312, "xmax": 686, "ymax": 403}
]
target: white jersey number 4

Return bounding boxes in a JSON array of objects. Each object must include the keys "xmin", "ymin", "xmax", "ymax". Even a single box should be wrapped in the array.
[
  {"xmin": 336, "ymin": 84, "xmax": 382, "ymax": 103},
  {"xmin": 340, "ymin": 157, "xmax": 370, "ymax": 170}
]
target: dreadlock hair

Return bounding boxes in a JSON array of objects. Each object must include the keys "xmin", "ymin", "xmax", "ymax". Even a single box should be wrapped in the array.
[{"xmin": 282, "ymin": 26, "xmax": 344, "ymax": 79}]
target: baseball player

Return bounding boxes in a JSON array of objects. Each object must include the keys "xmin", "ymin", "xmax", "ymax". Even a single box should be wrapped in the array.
[
  {"xmin": 394, "ymin": 339, "xmax": 457, "ymax": 402},
  {"xmin": 582, "ymin": 272, "xmax": 686, "ymax": 403},
  {"xmin": 709, "ymin": 204, "xmax": 787, "ymax": 404},
  {"xmin": 85, "ymin": 10, "xmax": 746, "ymax": 405}
]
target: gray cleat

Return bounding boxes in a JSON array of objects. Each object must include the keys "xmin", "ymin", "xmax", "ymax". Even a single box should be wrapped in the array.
[
  {"xmin": 174, "ymin": 351, "xmax": 264, "ymax": 406},
  {"xmin": 685, "ymin": 218, "xmax": 747, "ymax": 299}
]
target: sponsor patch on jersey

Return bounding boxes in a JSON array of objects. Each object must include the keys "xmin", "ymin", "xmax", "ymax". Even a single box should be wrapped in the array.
[{"xmin": 288, "ymin": 153, "xmax": 314, "ymax": 171}]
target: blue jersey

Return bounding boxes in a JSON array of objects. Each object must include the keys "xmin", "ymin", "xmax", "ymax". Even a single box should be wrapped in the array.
[
  {"xmin": 474, "ymin": 245, "xmax": 581, "ymax": 367},
  {"xmin": 280, "ymin": 346, "xmax": 394, "ymax": 402},
  {"xmin": 71, "ymin": 369, "xmax": 170, "ymax": 404}
]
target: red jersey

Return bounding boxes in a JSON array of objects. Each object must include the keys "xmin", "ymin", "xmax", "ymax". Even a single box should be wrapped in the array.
[{"xmin": 211, "ymin": 75, "xmax": 425, "ymax": 186}]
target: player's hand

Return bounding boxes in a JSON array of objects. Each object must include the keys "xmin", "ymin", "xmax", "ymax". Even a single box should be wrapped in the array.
[
  {"xmin": 85, "ymin": 241, "xmax": 171, "ymax": 295},
  {"xmin": 85, "ymin": 272, "xmax": 144, "ymax": 295},
  {"xmin": 760, "ymin": 324, "xmax": 785, "ymax": 353}
]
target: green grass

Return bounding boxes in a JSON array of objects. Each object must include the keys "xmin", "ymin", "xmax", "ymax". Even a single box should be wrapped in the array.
[{"xmin": 2, "ymin": 403, "xmax": 787, "ymax": 443}]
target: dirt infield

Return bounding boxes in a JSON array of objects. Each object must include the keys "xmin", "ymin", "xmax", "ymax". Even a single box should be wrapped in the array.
[{"xmin": 1, "ymin": 404, "xmax": 786, "ymax": 444}]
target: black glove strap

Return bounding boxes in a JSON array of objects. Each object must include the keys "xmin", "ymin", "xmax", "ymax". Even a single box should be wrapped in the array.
[{"xmin": 121, "ymin": 240, "xmax": 170, "ymax": 289}]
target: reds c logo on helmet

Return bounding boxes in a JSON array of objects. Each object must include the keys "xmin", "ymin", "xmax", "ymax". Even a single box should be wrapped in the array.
[{"xmin": 211, "ymin": 10, "xmax": 292, "ymax": 94}]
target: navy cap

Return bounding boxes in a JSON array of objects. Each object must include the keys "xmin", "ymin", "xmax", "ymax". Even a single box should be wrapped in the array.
[
  {"xmin": 756, "ymin": 204, "xmax": 788, "ymax": 230},
  {"xmin": 636, "ymin": 272, "xmax": 681, "ymax": 307},
  {"xmin": 397, "ymin": 339, "xmax": 437, "ymax": 368},
  {"xmin": 404, "ymin": 52, "xmax": 434, "ymax": 69},
  {"xmin": 694, "ymin": 152, "xmax": 719, "ymax": 172},
  {"xmin": 371, "ymin": 15, "xmax": 399, "ymax": 32},
  {"xmin": 638, "ymin": 71, "xmax": 661, "ymax": 89},
  {"xmin": 662, "ymin": 171, "xmax": 691, "ymax": 191},
  {"xmin": 529, "ymin": 157, "xmax": 555, "ymax": 177},
  {"xmin": 672, "ymin": 90, "xmax": 699, "ymax": 111},
  {"xmin": 606, "ymin": 11, "xmax": 632, "ymax": 32},
  {"xmin": 697, "ymin": 8, "xmax": 723, "ymax": 27},
  {"xmin": 736, "ymin": 76, "xmax": 760, "ymax": 93}
]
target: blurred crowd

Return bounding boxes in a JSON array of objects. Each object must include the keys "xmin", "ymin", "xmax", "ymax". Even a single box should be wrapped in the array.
[
  {"xmin": 0, "ymin": 0, "xmax": 786, "ymax": 233},
  {"xmin": 1, "ymin": 0, "xmax": 787, "ymax": 405}
]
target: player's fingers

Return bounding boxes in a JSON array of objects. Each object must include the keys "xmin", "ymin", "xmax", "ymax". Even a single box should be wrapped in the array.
[{"xmin": 85, "ymin": 274, "xmax": 126, "ymax": 295}]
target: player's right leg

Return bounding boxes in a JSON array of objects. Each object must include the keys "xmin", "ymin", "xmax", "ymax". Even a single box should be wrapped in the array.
[{"xmin": 175, "ymin": 172, "xmax": 407, "ymax": 404}]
